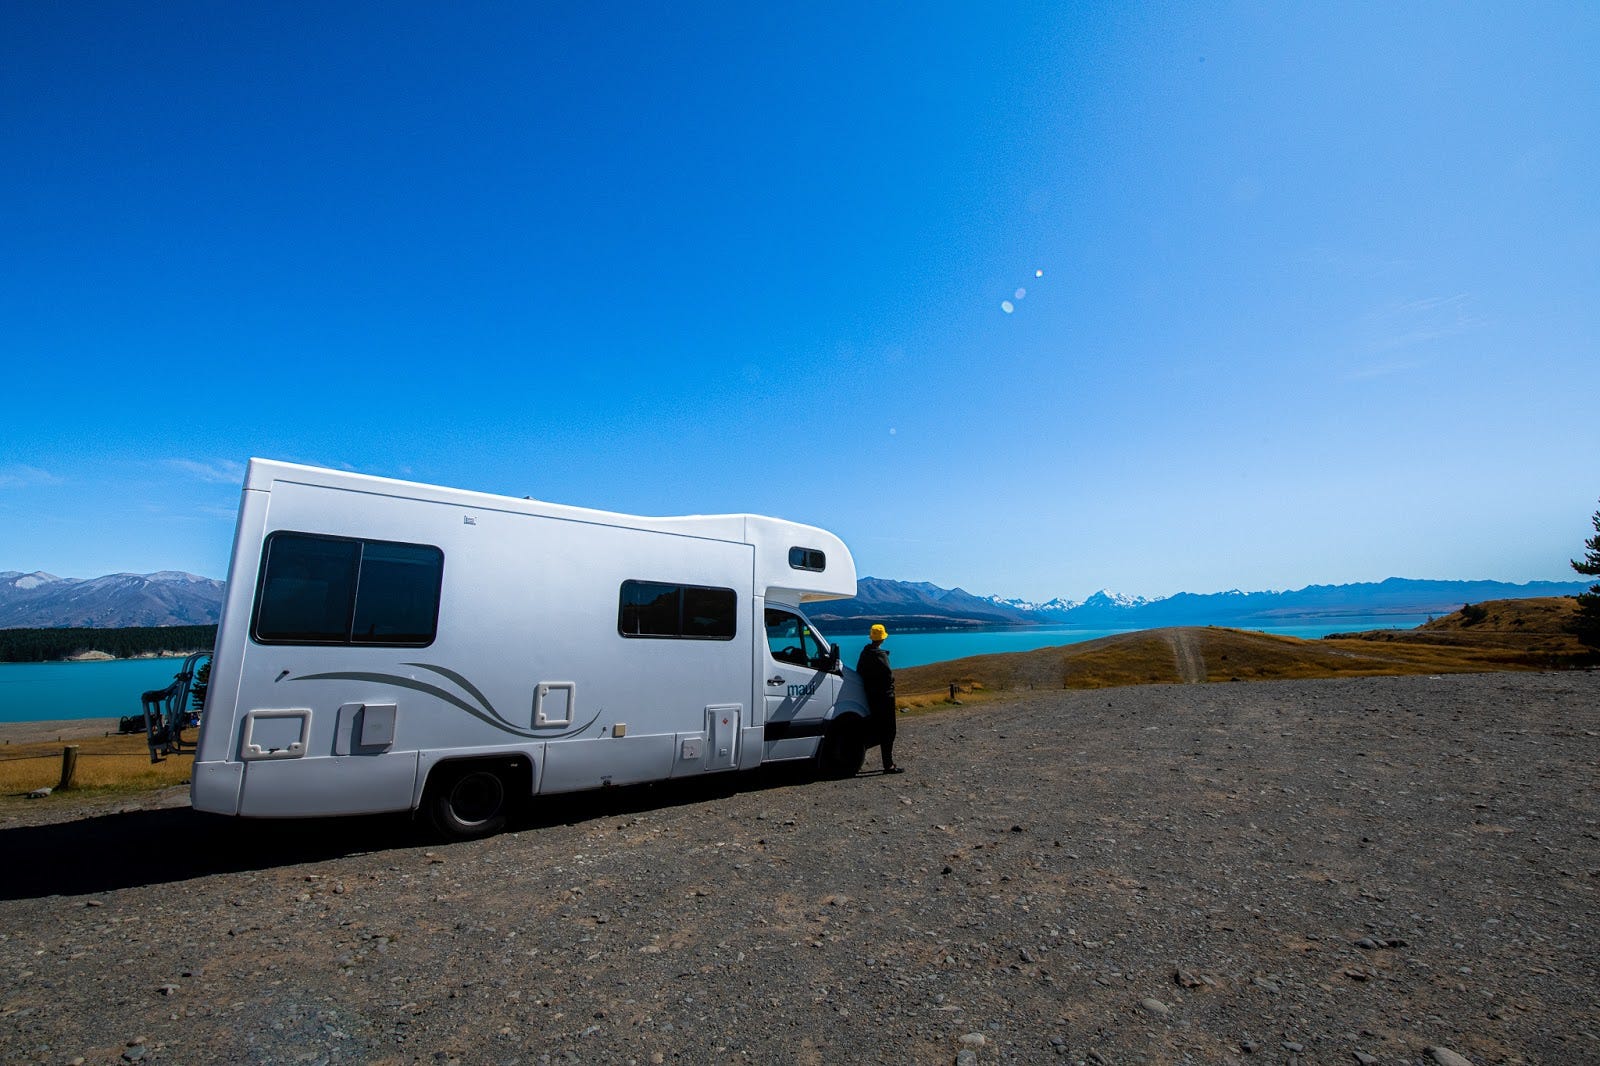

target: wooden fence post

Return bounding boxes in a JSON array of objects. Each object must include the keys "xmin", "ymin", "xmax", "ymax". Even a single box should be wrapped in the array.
[{"xmin": 57, "ymin": 745, "xmax": 79, "ymax": 790}]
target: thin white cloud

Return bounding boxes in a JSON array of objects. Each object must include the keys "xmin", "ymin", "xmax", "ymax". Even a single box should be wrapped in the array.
[
  {"xmin": 167, "ymin": 458, "xmax": 247, "ymax": 484},
  {"xmin": 1362, "ymin": 293, "xmax": 1486, "ymax": 355},
  {"xmin": 1342, "ymin": 293, "xmax": 1488, "ymax": 379},
  {"xmin": 1343, "ymin": 360, "xmax": 1422, "ymax": 382},
  {"xmin": 0, "ymin": 465, "xmax": 62, "ymax": 489}
]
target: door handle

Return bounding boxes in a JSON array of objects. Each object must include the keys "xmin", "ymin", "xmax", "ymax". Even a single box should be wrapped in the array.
[{"xmin": 767, "ymin": 676, "xmax": 786, "ymax": 686}]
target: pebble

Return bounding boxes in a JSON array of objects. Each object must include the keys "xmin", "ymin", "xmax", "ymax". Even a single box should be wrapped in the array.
[
  {"xmin": 1139, "ymin": 998, "xmax": 1170, "ymax": 1017},
  {"xmin": 956, "ymin": 1052, "xmax": 978, "ymax": 1066},
  {"xmin": 959, "ymin": 1032, "xmax": 987, "ymax": 1047},
  {"xmin": 1428, "ymin": 1049, "xmax": 1476, "ymax": 1066}
]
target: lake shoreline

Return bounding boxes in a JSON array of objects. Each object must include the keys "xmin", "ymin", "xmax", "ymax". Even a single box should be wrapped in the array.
[
  {"xmin": 0, "ymin": 716, "xmax": 121, "ymax": 744},
  {"xmin": 16, "ymin": 649, "xmax": 209, "ymax": 664}
]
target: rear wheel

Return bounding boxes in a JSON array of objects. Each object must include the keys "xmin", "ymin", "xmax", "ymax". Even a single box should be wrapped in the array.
[
  {"xmin": 815, "ymin": 718, "xmax": 867, "ymax": 779},
  {"xmin": 429, "ymin": 765, "xmax": 510, "ymax": 839}
]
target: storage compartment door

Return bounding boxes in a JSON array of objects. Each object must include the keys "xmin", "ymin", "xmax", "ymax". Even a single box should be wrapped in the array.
[{"xmin": 705, "ymin": 704, "xmax": 740, "ymax": 771}]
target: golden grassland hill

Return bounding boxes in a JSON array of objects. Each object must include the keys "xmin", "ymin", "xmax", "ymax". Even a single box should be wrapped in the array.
[{"xmin": 895, "ymin": 596, "xmax": 1593, "ymax": 708}]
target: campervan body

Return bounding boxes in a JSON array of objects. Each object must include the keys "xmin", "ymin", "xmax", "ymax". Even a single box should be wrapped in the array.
[{"xmin": 191, "ymin": 460, "xmax": 871, "ymax": 837}]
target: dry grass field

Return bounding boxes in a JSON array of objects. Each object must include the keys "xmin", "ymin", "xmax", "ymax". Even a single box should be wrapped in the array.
[
  {"xmin": 0, "ymin": 730, "xmax": 193, "ymax": 797},
  {"xmin": 897, "ymin": 595, "xmax": 1594, "ymax": 708}
]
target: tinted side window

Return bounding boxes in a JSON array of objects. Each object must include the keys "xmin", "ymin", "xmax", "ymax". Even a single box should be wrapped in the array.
[
  {"xmin": 619, "ymin": 581, "xmax": 736, "ymax": 640},
  {"xmin": 619, "ymin": 581, "xmax": 681, "ymax": 637},
  {"xmin": 254, "ymin": 535, "xmax": 361, "ymax": 643},
  {"xmin": 254, "ymin": 533, "xmax": 443, "ymax": 646},
  {"xmin": 351, "ymin": 541, "xmax": 446, "ymax": 643},
  {"xmin": 681, "ymin": 585, "xmax": 736, "ymax": 638}
]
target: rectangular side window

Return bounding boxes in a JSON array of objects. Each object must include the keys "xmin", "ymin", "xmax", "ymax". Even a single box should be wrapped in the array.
[
  {"xmin": 253, "ymin": 532, "xmax": 443, "ymax": 646},
  {"xmin": 681, "ymin": 585, "xmax": 736, "ymax": 638},
  {"xmin": 788, "ymin": 547, "xmax": 826, "ymax": 572},
  {"xmin": 619, "ymin": 580, "xmax": 736, "ymax": 640},
  {"xmin": 351, "ymin": 541, "xmax": 446, "ymax": 643},
  {"xmin": 254, "ymin": 535, "xmax": 361, "ymax": 643},
  {"xmin": 619, "ymin": 580, "xmax": 680, "ymax": 637}
]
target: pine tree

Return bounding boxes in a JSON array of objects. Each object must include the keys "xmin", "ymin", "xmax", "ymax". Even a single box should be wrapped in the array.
[
  {"xmin": 1573, "ymin": 498, "xmax": 1600, "ymax": 647},
  {"xmin": 190, "ymin": 659, "xmax": 211, "ymax": 713}
]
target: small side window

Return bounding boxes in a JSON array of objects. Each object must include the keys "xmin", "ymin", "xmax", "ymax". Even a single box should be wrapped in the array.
[
  {"xmin": 618, "ymin": 581, "xmax": 681, "ymax": 637},
  {"xmin": 619, "ymin": 580, "xmax": 736, "ymax": 640},
  {"xmin": 788, "ymin": 547, "xmax": 826, "ymax": 572}
]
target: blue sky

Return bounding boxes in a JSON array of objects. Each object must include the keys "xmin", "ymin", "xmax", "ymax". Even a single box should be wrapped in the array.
[{"xmin": 2, "ymin": 2, "xmax": 1596, "ymax": 601}]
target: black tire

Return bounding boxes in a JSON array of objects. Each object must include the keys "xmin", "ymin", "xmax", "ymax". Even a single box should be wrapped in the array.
[
  {"xmin": 815, "ymin": 717, "xmax": 867, "ymax": 779},
  {"xmin": 429, "ymin": 765, "xmax": 510, "ymax": 839}
]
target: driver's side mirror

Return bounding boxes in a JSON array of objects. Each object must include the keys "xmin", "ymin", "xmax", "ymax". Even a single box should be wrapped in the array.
[{"xmin": 826, "ymin": 644, "xmax": 842, "ymax": 673}]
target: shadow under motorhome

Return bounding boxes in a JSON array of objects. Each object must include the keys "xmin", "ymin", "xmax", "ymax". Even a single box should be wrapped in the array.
[{"xmin": 192, "ymin": 460, "xmax": 869, "ymax": 837}]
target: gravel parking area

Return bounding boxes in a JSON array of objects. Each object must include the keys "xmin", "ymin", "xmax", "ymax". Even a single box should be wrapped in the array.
[{"xmin": 2, "ymin": 671, "xmax": 1596, "ymax": 1065}]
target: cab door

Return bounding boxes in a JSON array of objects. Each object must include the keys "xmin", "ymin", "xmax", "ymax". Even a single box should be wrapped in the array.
[{"xmin": 761, "ymin": 606, "xmax": 838, "ymax": 757}]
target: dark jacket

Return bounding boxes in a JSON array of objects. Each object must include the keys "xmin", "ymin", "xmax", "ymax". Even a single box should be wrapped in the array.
[{"xmin": 855, "ymin": 642, "xmax": 895, "ymax": 703}]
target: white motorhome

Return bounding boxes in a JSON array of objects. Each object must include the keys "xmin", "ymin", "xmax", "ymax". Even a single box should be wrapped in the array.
[{"xmin": 191, "ymin": 460, "xmax": 871, "ymax": 837}]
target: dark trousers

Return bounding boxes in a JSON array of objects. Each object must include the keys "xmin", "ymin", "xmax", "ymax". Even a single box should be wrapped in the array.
[{"xmin": 870, "ymin": 697, "xmax": 896, "ymax": 769}]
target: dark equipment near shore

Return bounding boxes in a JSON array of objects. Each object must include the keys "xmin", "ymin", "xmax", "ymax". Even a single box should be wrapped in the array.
[{"xmin": 139, "ymin": 651, "xmax": 209, "ymax": 763}]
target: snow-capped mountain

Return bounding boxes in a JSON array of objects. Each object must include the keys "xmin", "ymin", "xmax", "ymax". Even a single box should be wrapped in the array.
[
  {"xmin": 985, "ymin": 589, "xmax": 1161, "ymax": 618},
  {"xmin": 0, "ymin": 571, "xmax": 225, "ymax": 628},
  {"xmin": 987, "ymin": 595, "xmax": 1081, "ymax": 614},
  {"xmin": 1075, "ymin": 589, "xmax": 1159, "ymax": 610}
]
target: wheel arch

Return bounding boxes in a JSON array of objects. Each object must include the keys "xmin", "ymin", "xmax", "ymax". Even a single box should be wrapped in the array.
[{"xmin": 412, "ymin": 746, "xmax": 542, "ymax": 811}]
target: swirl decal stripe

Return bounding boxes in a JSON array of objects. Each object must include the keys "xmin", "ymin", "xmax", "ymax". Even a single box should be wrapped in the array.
[
  {"xmin": 404, "ymin": 663, "xmax": 502, "ymax": 724},
  {"xmin": 291, "ymin": 669, "xmax": 604, "ymax": 740}
]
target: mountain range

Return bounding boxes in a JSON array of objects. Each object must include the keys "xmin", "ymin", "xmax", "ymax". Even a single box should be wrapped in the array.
[
  {"xmin": 0, "ymin": 569, "xmax": 1588, "ymax": 632},
  {"xmin": 806, "ymin": 575, "xmax": 1592, "ymax": 632},
  {"xmin": 0, "ymin": 571, "xmax": 226, "ymax": 628}
]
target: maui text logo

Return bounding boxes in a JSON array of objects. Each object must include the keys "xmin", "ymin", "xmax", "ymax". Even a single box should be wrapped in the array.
[{"xmin": 787, "ymin": 677, "xmax": 822, "ymax": 700}]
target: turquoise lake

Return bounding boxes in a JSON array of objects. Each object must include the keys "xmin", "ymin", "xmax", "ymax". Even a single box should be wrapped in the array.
[
  {"xmin": 0, "ymin": 658, "xmax": 197, "ymax": 724},
  {"xmin": 0, "ymin": 616, "xmax": 1431, "ymax": 723},
  {"xmin": 827, "ymin": 616, "xmax": 1433, "ymax": 673}
]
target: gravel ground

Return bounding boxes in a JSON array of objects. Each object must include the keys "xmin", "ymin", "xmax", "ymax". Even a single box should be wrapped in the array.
[{"xmin": 1, "ymin": 671, "xmax": 1596, "ymax": 1066}]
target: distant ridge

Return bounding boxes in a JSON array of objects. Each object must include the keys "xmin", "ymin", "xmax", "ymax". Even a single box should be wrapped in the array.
[
  {"xmin": 808, "ymin": 576, "xmax": 1591, "ymax": 633},
  {"xmin": 0, "ymin": 571, "xmax": 224, "ymax": 628},
  {"xmin": 1, "ymin": 568, "xmax": 1588, "ymax": 634}
]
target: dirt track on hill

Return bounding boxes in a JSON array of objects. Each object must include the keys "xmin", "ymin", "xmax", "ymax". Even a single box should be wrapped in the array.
[
  {"xmin": 2, "ymin": 671, "xmax": 1597, "ymax": 1065},
  {"xmin": 1163, "ymin": 632, "xmax": 1207, "ymax": 684}
]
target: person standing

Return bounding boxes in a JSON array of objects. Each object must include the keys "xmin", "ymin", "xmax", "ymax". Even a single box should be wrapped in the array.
[{"xmin": 855, "ymin": 623, "xmax": 902, "ymax": 774}]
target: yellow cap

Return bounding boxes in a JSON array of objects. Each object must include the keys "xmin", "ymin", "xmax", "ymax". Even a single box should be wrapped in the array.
[{"xmin": 869, "ymin": 624, "xmax": 888, "ymax": 642}]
